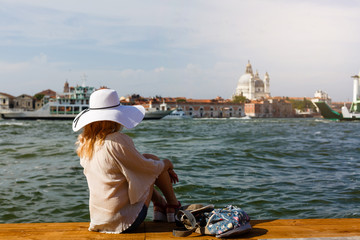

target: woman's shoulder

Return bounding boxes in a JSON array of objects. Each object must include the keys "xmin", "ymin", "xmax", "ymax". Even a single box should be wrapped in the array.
[
  {"xmin": 105, "ymin": 132, "xmax": 136, "ymax": 155},
  {"xmin": 106, "ymin": 132, "xmax": 133, "ymax": 145}
]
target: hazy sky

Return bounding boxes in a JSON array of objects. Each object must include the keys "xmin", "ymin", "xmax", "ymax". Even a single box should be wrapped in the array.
[{"xmin": 0, "ymin": 0, "xmax": 359, "ymax": 101}]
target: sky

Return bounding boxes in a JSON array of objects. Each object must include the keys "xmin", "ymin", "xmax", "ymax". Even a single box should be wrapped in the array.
[{"xmin": 0, "ymin": 0, "xmax": 359, "ymax": 102}]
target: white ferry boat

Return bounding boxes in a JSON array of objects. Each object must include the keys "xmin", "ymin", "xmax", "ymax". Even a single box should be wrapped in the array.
[
  {"xmin": 229, "ymin": 115, "xmax": 251, "ymax": 120},
  {"xmin": 162, "ymin": 109, "xmax": 192, "ymax": 120},
  {"xmin": 0, "ymin": 85, "xmax": 171, "ymax": 120}
]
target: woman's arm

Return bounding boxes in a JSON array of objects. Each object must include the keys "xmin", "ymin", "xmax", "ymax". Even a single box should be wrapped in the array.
[
  {"xmin": 142, "ymin": 153, "xmax": 160, "ymax": 160},
  {"xmin": 143, "ymin": 154, "xmax": 179, "ymax": 184}
]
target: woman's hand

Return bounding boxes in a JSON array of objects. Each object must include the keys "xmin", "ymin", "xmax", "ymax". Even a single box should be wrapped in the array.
[
  {"xmin": 144, "ymin": 154, "xmax": 179, "ymax": 183},
  {"xmin": 145, "ymin": 155, "xmax": 179, "ymax": 183},
  {"xmin": 163, "ymin": 159, "xmax": 179, "ymax": 184},
  {"xmin": 168, "ymin": 169, "xmax": 179, "ymax": 184}
]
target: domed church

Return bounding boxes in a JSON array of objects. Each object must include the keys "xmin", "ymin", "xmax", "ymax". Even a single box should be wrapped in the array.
[{"xmin": 234, "ymin": 61, "xmax": 270, "ymax": 100}]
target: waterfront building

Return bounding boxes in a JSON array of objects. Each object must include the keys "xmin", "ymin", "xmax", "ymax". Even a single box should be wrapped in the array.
[
  {"xmin": 64, "ymin": 81, "xmax": 70, "ymax": 93},
  {"xmin": 244, "ymin": 98, "xmax": 294, "ymax": 118},
  {"xmin": 179, "ymin": 101, "xmax": 244, "ymax": 118},
  {"xmin": 312, "ymin": 90, "xmax": 332, "ymax": 105},
  {"xmin": 13, "ymin": 94, "xmax": 34, "ymax": 111},
  {"xmin": 244, "ymin": 100, "xmax": 270, "ymax": 118},
  {"xmin": 234, "ymin": 61, "xmax": 270, "ymax": 100},
  {"xmin": 143, "ymin": 97, "xmax": 245, "ymax": 118},
  {"xmin": 269, "ymin": 99, "xmax": 295, "ymax": 117},
  {"xmin": 311, "ymin": 90, "xmax": 332, "ymax": 113},
  {"xmin": 34, "ymin": 89, "xmax": 56, "ymax": 110},
  {"xmin": 0, "ymin": 92, "xmax": 15, "ymax": 110},
  {"xmin": 314, "ymin": 90, "xmax": 330, "ymax": 101},
  {"xmin": 127, "ymin": 94, "xmax": 295, "ymax": 119},
  {"xmin": 57, "ymin": 82, "xmax": 95, "ymax": 105}
]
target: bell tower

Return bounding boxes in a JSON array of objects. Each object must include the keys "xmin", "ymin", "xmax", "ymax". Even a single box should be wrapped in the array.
[
  {"xmin": 245, "ymin": 60, "xmax": 253, "ymax": 75},
  {"xmin": 64, "ymin": 81, "xmax": 70, "ymax": 93}
]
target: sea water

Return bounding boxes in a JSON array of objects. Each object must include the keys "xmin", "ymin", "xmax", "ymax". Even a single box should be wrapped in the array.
[{"xmin": 0, "ymin": 118, "xmax": 359, "ymax": 223}]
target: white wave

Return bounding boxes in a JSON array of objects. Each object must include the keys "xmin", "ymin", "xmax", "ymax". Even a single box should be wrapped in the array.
[{"xmin": 0, "ymin": 121, "xmax": 29, "ymax": 126}]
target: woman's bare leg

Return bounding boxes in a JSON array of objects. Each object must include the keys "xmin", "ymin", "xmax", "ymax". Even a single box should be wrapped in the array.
[
  {"xmin": 144, "ymin": 154, "xmax": 178, "ymax": 206},
  {"xmin": 144, "ymin": 154, "xmax": 179, "ymax": 221},
  {"xmin": 155, "ymin": 169, "xmax": 178, "ymax": 206},
  {"xmin": 155, "ymin": 169, "xmax": 179, "ymax": 223},
  {"xmin": 152, "ymin": 188, "xmax": 166, "ymax": 205}
]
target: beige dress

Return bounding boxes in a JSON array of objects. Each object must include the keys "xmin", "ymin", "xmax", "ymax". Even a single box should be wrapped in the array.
[{"xmin": 80, "ymin": 132, "xmax": 165, "ymax": 233}]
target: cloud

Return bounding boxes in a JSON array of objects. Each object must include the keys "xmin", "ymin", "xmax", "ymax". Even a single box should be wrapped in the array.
[
  {"xmin": 0, "ymin": 53, "xmax": 49, "ymax": 72},
  {"xmin": 154, "ymin": 67, "xmax": 165, "ymax": 73},
  {"xmin": 0, "ymin": 61, "xmax": 28, "ymax": 73},
  {"xmin": 0, "ymin": 53, "xmax": 68, "ymax": 95}
]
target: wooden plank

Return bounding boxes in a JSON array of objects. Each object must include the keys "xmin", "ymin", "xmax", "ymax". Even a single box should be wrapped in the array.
[
  {"xmin": 143, "ymin": 219, "xmax": 360, "ymax": 240},
  {"xmin": 0, "ymin": 222, "xmax": 146, "ymax": 240},
  {"xmin": 0, "ymin": 219, "xmax": 359, "ymax": 240},
  {"xmin": 249, "ymin": 219, "xmax": 360, "ymax": 239}
]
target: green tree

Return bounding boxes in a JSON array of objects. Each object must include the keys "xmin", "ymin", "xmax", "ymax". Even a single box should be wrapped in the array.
[
  {"xmin": 176, "ymin": 98, "xmax": 186, "ymax": 103},
  {"xmin": 232, "ymin": 95, "xmax": 247, "ymax": 103},
  {"xmin": 289, "ymin": 98, "xmax": 316, "ymax": 111},
  {"xmin": 34, "ymin": 94, "xmax": 45, "ymax": 100}
]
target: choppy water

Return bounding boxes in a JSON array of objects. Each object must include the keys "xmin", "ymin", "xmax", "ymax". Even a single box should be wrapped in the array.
[{"xmin": 0, "ymin": 118, "xmax": 359, "ymax": 223}]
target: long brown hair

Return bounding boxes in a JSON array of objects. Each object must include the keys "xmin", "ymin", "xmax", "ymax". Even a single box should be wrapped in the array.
[{"xmin": 76, "ymin": 121, "xmax": 122, "ymax": 159}]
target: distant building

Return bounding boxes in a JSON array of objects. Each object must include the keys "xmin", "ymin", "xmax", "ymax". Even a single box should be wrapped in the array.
[
  {"xmin": 0, "ymin": 92, "xmax": 15, "ymax": 109},
  {"xmin": 141, "ymin": 97, "xmax": 245, "ymax": 118},
  {"xmin": 311, "ymin": 90, "xmax": 332, "ymax": 112},
  {"xmin": 234, "ymin": 61, "xmax": 270, "ymax": 100},
  {"xmin": 37, "ymin": 89, "xmax": 57, "ymax": 98},
  {"xmin": 244, "ymin": 98, "xmax": 294, "ymax": 118},
  {"xmin": 64, "ymin": 81, "xmax": 70, "ymax": 93},
  {"xmin": 313, "ymin": 90, "xmax": 331, "ymax": 104},
  {"xmin": 57, "ymin": 82, "xmax": 95, "ymax": 105},
  {"xmin": 314, "ymin": 90, "xmax": 329, "ymax": 100},
  {"xmin": 123, "ymin": 88, "xmax": 297, "ymax": 119},
  {"xmin": 179, "ymin": 101, "xmax": 243, "ymax": 118},
  {"xmin": 34, "ymin": 89, "xmax": 57, "ymax": 109},
  {"xmin": 244, "ymin": 101, "xmax": 270, "ymax": 118},
  {"xmin": 14, "ymin": 94, "xmax": 34, "ymax": 111}
]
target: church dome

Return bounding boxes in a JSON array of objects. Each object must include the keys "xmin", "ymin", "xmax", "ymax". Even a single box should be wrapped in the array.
[
  {"xmin": 234, "ymin": 60, "xmax": 270, "ymax": 100},
  {"xmin": 255, "ymin": 79, "xmax": 264, "ymax": 88},
  {"xmin": 237, "ymin": 73, "xmax": 253, "ymax": 86}
]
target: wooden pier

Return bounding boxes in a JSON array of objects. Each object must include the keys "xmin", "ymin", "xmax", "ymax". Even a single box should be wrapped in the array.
[{"xmin": 1, "ymin": 219, "xmax": 360, "ymax": 240}]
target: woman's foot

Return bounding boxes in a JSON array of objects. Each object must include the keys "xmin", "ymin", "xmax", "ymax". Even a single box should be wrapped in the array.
[
  {"xmin": 166, "ymin": 201, "xmax": 181, "ymax": 223},
  {"xmin": 153, "ymin": 202, "xmax": 167, "ymax": 222}
]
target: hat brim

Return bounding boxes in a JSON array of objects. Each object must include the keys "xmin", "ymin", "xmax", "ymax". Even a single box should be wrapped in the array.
[{"xmin": 72, "ymin": 105, "xmax": 145, "ymax": 132}]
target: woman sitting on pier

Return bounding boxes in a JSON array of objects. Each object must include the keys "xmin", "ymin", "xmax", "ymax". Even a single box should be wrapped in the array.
[{"xmin": 72, "ymin": 88, "xmax": 180, "ymax": 233}]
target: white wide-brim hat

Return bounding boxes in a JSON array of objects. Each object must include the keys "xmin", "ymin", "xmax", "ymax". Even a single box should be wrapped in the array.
[{"xmin": 72, "ymin": 89, "xmax": 145, "ymax": 132}]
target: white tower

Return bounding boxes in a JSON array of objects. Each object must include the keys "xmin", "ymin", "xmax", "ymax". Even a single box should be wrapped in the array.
[
  {"xmin": 350, "ymin": 72, "xmax": 360, "ymax": 113},
  {"xmin": 352, "ymin": 72, "xmax": 360, "ymax": 103}
]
